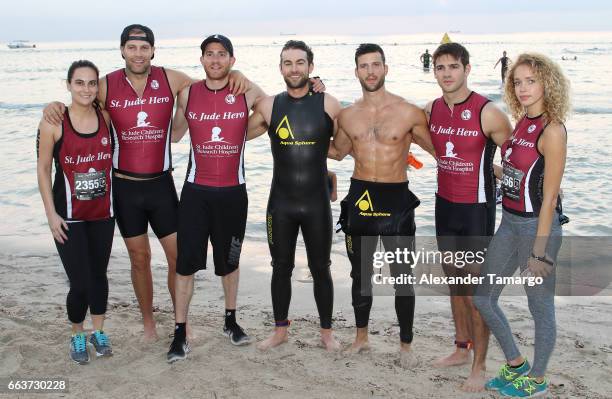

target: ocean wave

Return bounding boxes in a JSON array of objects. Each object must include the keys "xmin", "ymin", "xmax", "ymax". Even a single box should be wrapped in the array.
[
  {"xmin": 0, "ymin": 102, "xmax": 46, "ymax": 110},
  {"xmin": 26, "ymin": 47, "xmax": 116, "ymax": 53},
  {"xmin": 482, "ymin": 92, "xmax": 503, "ymax": 102},
  {"xmin": 573, "ymin": 107, "xmax": 612, "ymax": 115},
  {"xmin": 562, "ymin": 47, "xmax": 610, "ymax": 55},
  {"xmin": 2, "ymin": 67, "xmax": 60, "ymax": 74},
  {"xmin": 585, "ymin": 47, "xmax": 609, "ymax": 53}
]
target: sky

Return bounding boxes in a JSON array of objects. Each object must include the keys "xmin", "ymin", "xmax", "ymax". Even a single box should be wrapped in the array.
[{"xmin": 2, "ymin": 0, "xmax": 611, "ymax": 41}]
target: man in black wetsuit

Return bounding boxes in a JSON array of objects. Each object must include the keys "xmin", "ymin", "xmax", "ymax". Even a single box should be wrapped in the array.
[
  {"xmin": 420, "ymin": 49, "xmax": 432, "ymax": 70},
  {"xmin": 247, "ymin": 40, "xmax": 342, "ymax": 351},
  {"xmin": 494, "ymin": 51, "xmax": 511, "ymax": 83}
]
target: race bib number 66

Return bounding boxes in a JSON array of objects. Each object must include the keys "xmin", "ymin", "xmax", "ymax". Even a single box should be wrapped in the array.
[{"xmin": 501, "ymin": 164, "xmax": 524, "ymax": 202}]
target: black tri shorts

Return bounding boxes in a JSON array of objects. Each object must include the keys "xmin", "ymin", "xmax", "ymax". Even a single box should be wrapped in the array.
[
  {"xmin": 112, "ymin": 172, "xmax": 178, "ymax": 239},
  {"xmin": 338, "ymin": 178, "xmax": 420, "ymax": 236},
  {"xmin": 435, "ymin": 194, "xmax": 495, "ymax": 253},
  {"xmin": 177, "ymin": 182, "xmax": 248, "ymax": 276}
]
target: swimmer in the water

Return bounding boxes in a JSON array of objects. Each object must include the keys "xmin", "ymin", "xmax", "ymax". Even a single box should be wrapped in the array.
[
  {"xmin": 421, "ymin": 49, "xmax": 432, "ymax": 70},
  {"xmin": 494, "ymin": 50, "xmax": 511, "ymax": 83}
]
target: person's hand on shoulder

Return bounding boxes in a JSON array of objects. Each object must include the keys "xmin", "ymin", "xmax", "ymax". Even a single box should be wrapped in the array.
[
  {"xmin": 43, "ymin": 102, "xmax": 66, "ymax": 125},
  {"xmin": 310, "ymin": 76, "xmax": 326, "ymax": 93},
  {"xmin": 228, "ymin": 70, "xmax": 250, "ymax": 96}
]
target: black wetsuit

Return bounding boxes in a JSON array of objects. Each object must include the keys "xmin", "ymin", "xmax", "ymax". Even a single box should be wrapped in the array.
[
  {"xmin": 422, "ymin": 53, "xmax": 431, "ymax": 69},
  {"xmin": 500, "ymin": 56, "xmax": 509, "ymax": 82},
  {"xmin": 267, "ymin": 91, "xmax": 334, "ymax": 329}
]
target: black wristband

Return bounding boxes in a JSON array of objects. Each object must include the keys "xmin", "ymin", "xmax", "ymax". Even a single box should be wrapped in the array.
[{"xmin": 531, "ymin": 253, "xmax": 554, "ymax": 266}]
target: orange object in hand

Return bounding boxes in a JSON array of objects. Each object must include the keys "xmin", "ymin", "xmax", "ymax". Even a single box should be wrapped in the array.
[{"xmin": 406, "ymin": 153, "xmax": 423, "ymax": 169}]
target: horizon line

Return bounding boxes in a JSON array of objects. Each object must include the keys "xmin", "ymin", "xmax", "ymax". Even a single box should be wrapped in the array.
[{"xmin": 3, "ymin": 30, "xmax": 612, "ymax": 44}]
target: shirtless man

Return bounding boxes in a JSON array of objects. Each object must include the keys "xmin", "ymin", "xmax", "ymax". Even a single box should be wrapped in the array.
[
  {"xmin": 43, "ymin": 24, "xmax": 249, "ymax": 342},
  {"xmin": 247, "ymin": 40, "xmax": 342, "ymax": 352},
  {"xmin": 424, "ymin": 42, "xmax": 512, "ymax": 391},
  {"xmin": 328, "ymin": 43, "xmax": 435, "ymax": 368}
]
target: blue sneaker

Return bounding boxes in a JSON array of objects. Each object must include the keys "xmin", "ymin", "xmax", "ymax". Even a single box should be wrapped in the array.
[
  {"xmin": 70, "ymin": 333, "xmax": 89, "ymax": 364},
  {"xmin": 89, "ymin": 330, "xmax": 113, "ymax": 357},
  {"xmin": 500, "ymin": 375, "xmax": 548, "ymax": 398},
  {"xmin": 485, "ymin": 360, "xmax": 531, "ymax": 391}
]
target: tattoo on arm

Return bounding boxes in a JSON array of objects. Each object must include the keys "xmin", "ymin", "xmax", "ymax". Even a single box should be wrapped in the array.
[{"xmin": 36, "ymin": 129, "xmax": 41, "ymax": 159}]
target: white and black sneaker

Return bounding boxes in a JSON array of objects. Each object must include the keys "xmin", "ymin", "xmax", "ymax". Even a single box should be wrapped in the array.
[
  {"xmin": 223, "ymin": 323, "xmax": 252, "ymax": 346},
  {"xmin": 167, "ymin": 336, "xmax": 190, "ymax": 363}
]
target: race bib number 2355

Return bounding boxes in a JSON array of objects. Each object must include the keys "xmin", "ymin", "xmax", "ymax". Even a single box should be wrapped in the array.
[{"xmin": 74, "ymin": 170, "xmax": 107, "ymax": 200}]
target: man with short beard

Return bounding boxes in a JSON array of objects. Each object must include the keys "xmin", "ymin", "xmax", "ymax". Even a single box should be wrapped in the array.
[
  {"xmin": 328, "ymin": 43, "xmax": 435, "ymax": 368},
  {"xmin": 247, "ymin": 40, "xmax": 342, "ymax": 352},
  {"xmin": 163, "ymin": 33, "xmax": 282, "ymax": 361},
  {"xmin": 43, "ymin": 24, "xmax": 249, "ymax": 343}
]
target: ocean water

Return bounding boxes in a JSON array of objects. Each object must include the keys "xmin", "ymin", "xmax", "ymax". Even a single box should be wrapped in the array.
[{"xmin": 1, "ymin": 31, "xmax": 611, "ymax": 255}]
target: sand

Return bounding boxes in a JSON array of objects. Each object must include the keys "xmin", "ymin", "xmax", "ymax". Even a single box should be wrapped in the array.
[{"xmin": 0, "ymin": 236, "xmax": 611, "ymax": 398}]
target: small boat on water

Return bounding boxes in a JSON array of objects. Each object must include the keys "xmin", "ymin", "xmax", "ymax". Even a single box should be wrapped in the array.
[{"xmin": 7, "ymin": 40, "xmax": 36, "ymax": 49}]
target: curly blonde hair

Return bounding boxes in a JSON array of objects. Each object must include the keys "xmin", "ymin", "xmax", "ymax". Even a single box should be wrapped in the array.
[{"xmin": 503, "ymin": 53, "xmax": 570, "ymax": 124}]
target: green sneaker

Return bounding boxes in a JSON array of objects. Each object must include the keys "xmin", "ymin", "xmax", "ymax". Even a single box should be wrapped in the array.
[
  {"xmin": 500, "ymin": 375, "xmax": 548, "ymax": 398},
  {"xmin": 70, "ymin": 333, "xmax": 89, "ymax": 365},
  {"xmin": 485, "ymin": 360, "xmax": 531, "ymax": 391}
]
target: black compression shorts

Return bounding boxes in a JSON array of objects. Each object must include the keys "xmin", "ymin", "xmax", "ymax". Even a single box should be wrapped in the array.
[
  {"xmin": 112, "ymin": 172, "xmax": 178, "ymax": 239},
  {"xmin": 435, "ymin": 194, "xmax": 495, "ymax": 253},
  {"xmin": 177, "ymin": 183, "xmax": 247, "ymax": 276}
]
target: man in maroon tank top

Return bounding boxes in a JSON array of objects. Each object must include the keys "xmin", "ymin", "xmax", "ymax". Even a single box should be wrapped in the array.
[
  {"xmin": 166, "ymin": 36, "xmax": 326, "ymax": 361},
  {"xmin": 43, "ymin": 25, "xmax": 250, "ymax": 343},
  {"xmin": 423, "ymin": 42, "xmax": 512, "ymax": 391},
  {"xmin": 167, "ymin": 35, "xmax": 266, "ymax": 360}
]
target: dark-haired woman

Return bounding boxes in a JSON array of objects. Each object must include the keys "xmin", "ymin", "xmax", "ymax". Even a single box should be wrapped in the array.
[{"xmin": 37, "ymin": 60, "xmax": 115, "ymax": 364}]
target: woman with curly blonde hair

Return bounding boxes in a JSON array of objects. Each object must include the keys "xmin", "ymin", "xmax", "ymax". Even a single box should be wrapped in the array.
[
  {"xmin": 473, "ymin": 53, "xmax": 569, "ymax": 398},
  {"xmin": 503, "ymin": 53, "xmax": 570, "ymax": 124}
]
